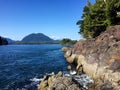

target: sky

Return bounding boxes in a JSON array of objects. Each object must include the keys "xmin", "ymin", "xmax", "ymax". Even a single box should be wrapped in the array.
[{"xmin": 0, "ymin": 0, "xmax": 95, "ymax": 40}]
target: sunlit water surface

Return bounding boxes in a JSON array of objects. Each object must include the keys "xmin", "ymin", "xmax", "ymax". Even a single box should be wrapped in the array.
[{"xmin": 0, "ymin": 44, "xmax": 67, "ymax": 90}]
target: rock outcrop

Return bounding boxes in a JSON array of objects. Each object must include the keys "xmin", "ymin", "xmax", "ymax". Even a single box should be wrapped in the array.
[
  {"xmin": 61, "ymin": 47, "xmax": 70, "ymax": 52},
  {"xmin": 38, "ymin": 72, "xmax": 83, "ymax": 90},
  {"xmin": 65, "ymin": 25, "xmax": 120, "ymax": 90}
]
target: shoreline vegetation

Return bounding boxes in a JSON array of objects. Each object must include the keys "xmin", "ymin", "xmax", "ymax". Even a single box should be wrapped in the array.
[
  {"xmin": 77, "ymin": 0, "xmax": 120, "ymax": 39},
  {"xmin": 60, "ymin": 38, "xmax": 77, "ymax": 46}
]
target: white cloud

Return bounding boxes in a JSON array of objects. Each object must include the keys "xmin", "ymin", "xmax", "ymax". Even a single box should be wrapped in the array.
[{"xmin": 50, "ymin": 36, "xmax": 62, "ymax": 40}]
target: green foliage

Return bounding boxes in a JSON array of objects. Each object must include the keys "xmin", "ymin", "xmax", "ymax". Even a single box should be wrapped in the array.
[
  {"xmin": 77, "ymin": 0, "xmax": 120, "ymax": 39},
  {"xmin": 60, "ymin": 38, "xmax": 77, "ymax": 45}
]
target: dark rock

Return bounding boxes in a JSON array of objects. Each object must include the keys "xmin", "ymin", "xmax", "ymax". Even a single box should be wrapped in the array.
[{"xmin": 100, "ymin": 80, "xmax": 113, "ymax": 90}]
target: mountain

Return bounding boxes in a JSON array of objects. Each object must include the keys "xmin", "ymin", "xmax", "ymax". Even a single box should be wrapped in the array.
[
  {"xmin": 6, "ymin": 38, "xmax": 15, "ymax": 44},
  {"xmin": 21, "ymin": 33, "xmax": 54, "ymax": 43},
  {"xmin": 0, "ymin": 36, "xmax": 8, "ymax": 45}
]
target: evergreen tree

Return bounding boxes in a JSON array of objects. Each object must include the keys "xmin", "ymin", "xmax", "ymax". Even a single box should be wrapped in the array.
[
  {"xmin": 60, "ymin": 38, "xmax": 77, "ymax": 45},
  {"xmin": 77, "ymin": 0, "xmax": 120, "ymax": 39}
]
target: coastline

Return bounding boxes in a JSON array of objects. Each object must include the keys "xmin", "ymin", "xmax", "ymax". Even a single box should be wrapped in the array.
[{"xmin": 38, "ymin": 25, "xmax": 120, "ymax": 90}]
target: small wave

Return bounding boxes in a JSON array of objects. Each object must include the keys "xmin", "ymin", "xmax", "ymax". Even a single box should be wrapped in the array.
[
  {"xmin": 30, "ymin": 78, "xmax": 42, "ymax": 82},
  {"xmin": 45, "ymin": 72, "xmax": 55, "ymax": 76},
  {"xmin": 63, "ymin": 71, "xmax": 94, "ymax": 89},
  {"xmin": 72, "ymin": 74, "xmax": 94, "ymax": 89}
]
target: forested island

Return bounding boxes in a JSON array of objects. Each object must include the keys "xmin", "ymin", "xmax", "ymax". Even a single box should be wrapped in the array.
[
  {"xmin": 0, "ymin": 36, "xmax": 8, "ymax": 45},
  {"xmin": 60, "ymin": 38, "xmax": 77, "ymax": 45}
]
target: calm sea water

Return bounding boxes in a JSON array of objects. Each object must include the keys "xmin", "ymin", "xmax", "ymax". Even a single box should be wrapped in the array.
[{"xmin": 0, "ymin": 44, "xmax": 68, "ymax": 90}]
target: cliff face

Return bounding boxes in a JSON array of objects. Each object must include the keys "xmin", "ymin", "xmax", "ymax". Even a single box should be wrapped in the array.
[
  {"xmin": 0, "ymin": 36, "xmax": 8, "ymax": 45},
  {"xmin": 65, "ymin": 25, "xmax": 120, "ymax": 90},
  {"xmin": 38, "ymin": 25, "xmax": 120, "ymax": 90}
]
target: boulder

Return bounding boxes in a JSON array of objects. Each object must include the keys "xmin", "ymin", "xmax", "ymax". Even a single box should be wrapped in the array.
[
  {"xmin": 64, "ymin": 50, "xmax": 72, "ymax": 58},
  {"xmin": 61, "ymin": 47, "xmax": 70, "ymax": 52},
  {"xmin": 56, "ymin": 71, "xmax": 62, "ymax": 77},
  {"xmin": 66, "ymin": 54, "xmax": 76, "ymax": 63}
]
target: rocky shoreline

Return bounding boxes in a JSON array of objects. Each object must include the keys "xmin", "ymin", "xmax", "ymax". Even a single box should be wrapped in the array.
[
  {"xmin": 38, "ymin": 25, "xmax": 120, "ymax": 90},
  {"xmin": 38, "ymin": 71, "xmax": 94, "ymax": 90}
]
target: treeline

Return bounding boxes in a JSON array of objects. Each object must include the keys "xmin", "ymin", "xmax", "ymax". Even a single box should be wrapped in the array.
[
  {"xmin": 0, "ymin": 36, "xmax": 8, "ymax": 45},
  {"xmin": 60, "ymin": 38, "xmax": 77, "ymax": 45},
  {"xmin": 77, "ymin": 0, "xmax": 120, "ymax": 39}
]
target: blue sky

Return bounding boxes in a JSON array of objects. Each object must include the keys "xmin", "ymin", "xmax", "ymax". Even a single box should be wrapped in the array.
[{"xmin": 0, "ymin": 0, "xmax": 95, "ymax": 40}]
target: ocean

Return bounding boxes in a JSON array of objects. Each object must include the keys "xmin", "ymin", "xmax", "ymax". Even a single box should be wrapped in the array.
[{"xmin": 0, "ymin": 44, "xmax": 68, "ymax": 90}]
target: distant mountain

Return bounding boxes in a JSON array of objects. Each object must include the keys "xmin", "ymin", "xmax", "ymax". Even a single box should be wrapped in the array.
[
  {"xmin": 0, "ymin": 36, "xmax": 8, "ymax": 45},
  {"xmin": 6, "ymin": 38, "xmax": 15, "ymax": 44},
  {"xmin": 53, "ymin": 40, "xmax": 61, "ymax": 43},
  {"xmin": 21, "ymin": 33, "xmax": 54, "ymax": 43}
]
